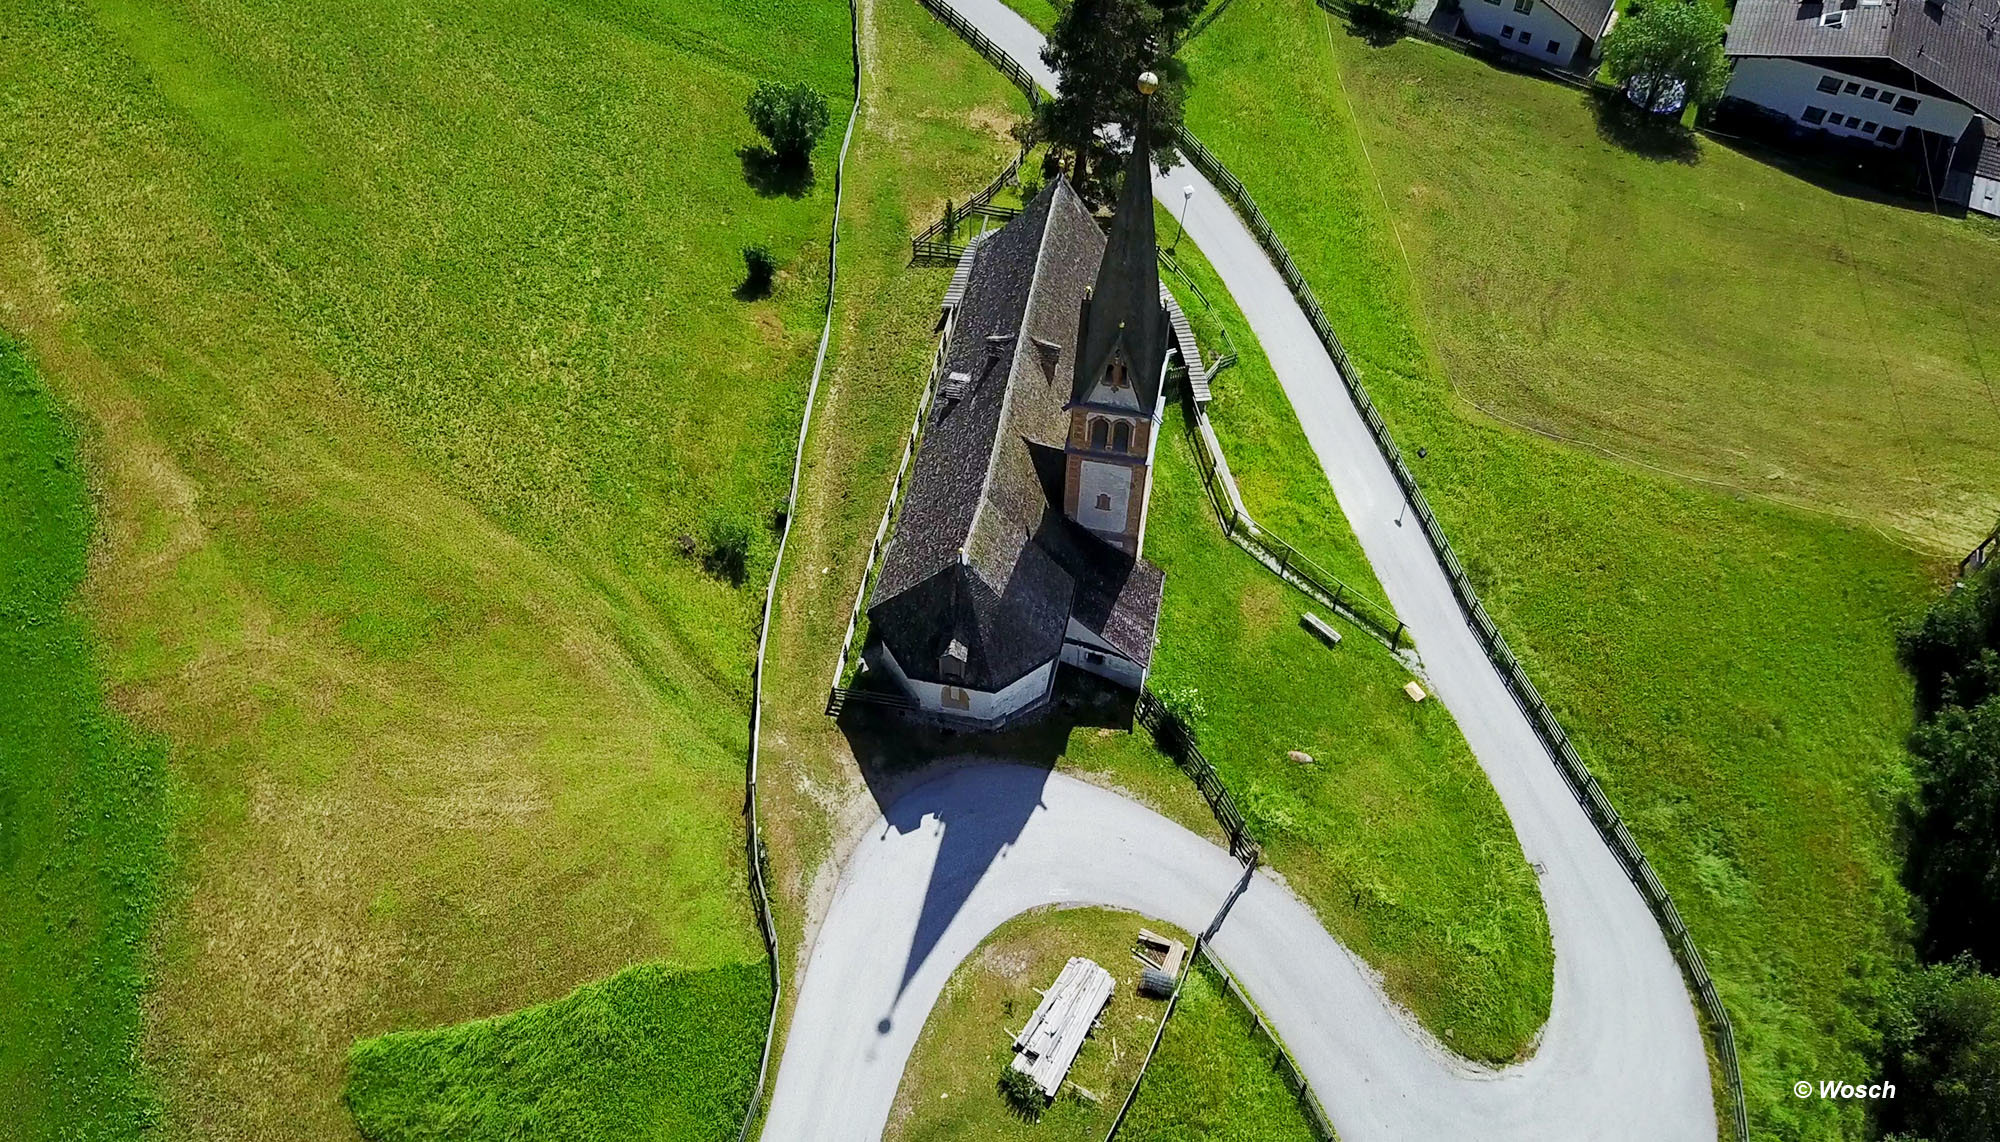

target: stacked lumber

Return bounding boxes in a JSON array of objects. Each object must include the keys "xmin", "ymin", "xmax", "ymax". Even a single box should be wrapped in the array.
[{"xmin": 1010, "ymin": 957, "xmax": 1114, "ymax": 1097}]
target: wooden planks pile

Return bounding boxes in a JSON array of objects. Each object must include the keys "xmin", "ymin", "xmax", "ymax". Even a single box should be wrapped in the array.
[{"xmin": 1010, "ymin": 957, "xmax": 1114, "ymax": 1098}]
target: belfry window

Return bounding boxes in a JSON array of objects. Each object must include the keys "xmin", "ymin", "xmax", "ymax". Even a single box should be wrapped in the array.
[
  {"xmin": 1090, "ymin": 418, "xmax": 1109, "ymax": 448},
  {"xmin": 1112, "ymin": 421, "xmax": 1132, "ymax": 451}
]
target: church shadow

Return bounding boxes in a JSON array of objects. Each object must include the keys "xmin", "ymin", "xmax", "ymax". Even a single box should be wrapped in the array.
[{"xmin": 833, "ymin": 668, "xmax": 1137, "ymax": 1024}]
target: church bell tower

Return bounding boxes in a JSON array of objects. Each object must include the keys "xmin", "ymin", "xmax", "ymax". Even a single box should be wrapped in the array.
[{"xmin": 1061, "ymin": 72, "xmax": 1166, "ymax": 557}]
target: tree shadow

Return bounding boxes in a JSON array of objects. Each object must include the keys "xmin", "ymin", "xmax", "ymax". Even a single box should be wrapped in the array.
[
  {"xmin": 1589, "ymin": 91, "xmax": 1701, "ymax": 164},
  {"xmin": 739, "ymin": 145, "xmax": 815, "ymax": 199},
  {"xmin": 833, "ymin": 668, "xmax": 1138, "ymax": 1022},
  {"xmin": 1343, "ymin": 6, "xmax": 1411, "ymax": 47}
]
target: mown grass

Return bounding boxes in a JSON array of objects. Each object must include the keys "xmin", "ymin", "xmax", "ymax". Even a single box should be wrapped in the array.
[
  {"xmin": 1182, "ymin": 0, "xmax": 1944, "ymax": 1133},
  {"xmin": 343, "ymin": 961, "xmax": 770, "ymax": 1142},
  {"xmin": 884, "ymin": 907, "xmax": 1189, "ymax": 1142},
  {"xmin": 0, "ymin": 0, "xmax": 853, "ymax": 1135},
  {"xmin": 1117, "ymin": 958, "xmax": 1322, "ymax": 1142},
  {"xmin": 0, "ymin": 338, "xmax": 171, "ymax": 1140}
]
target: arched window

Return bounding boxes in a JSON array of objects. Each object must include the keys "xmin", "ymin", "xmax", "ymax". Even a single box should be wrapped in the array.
[
  {"xmin": 1095, "ymin": 492, "xmax": 1112, "ymax": 511},
  {"xmin": 1089, "ymin": 418, "xmax": 1108, "ymax": 449},
  {"xmin": 1112, "ymin": 421, "xmax": 1131, "ymax": 452}
]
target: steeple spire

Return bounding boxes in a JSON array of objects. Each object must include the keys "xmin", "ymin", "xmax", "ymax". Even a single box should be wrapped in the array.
[{"xmin": 1072, "ymin": 74, "xmax": 1163, "ymax": 412}]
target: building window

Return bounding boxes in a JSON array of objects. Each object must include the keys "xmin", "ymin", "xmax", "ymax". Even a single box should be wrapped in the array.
[
  {"xmin": 1089, "ymin": 418, "xmax": 1108, "ymax": 448},
  {"xmin": 1112, "ymin": 421, "xmax": 1132, "ymax": 451},
  {"xmin": 1501, "ymin": 23, "xmax": 1515, "ymax": 37},
  {"xmin": 1547, "ymin": 39, "xmax": 1561, "ymax": 53},
  {"xmin": 1094, "ymin": 492, "xmax": 1112, "ymax": 511},
  {"xmin": 1879, "ymin": 126, "xmax": 1904, "ymax": 145},
  {"xmin": 1817, "ymin": 75, "xmax": 1843, "ymax": 94},
  {"xmin": 941, "ymin": 686, "xmax": 970, "ymax": 710},
  {"xmin": 1896, "ymin": 95, "xmax": 1921, "ymax": 114},
  {"xmin": 1846, "ymin": 115, "xmax": 1864, "ymax": 128},
  {"xmin": 1802, "ymin": 106, "xmax": 1828, "ymax": 124},
  {"xmin": 1862, "ymin": 120, "xmax": 1878, "ymax": 133},
  {"xmin": 1862, "ymin": 86, "xmax": 1878, "ymax": 98},
  {"xmin": 1843, "ymin": 81, "xmax": 1860, "ymax": 94},
  {"xmin": 1519, "ymin": 32, "xmax": 1532, "ymax": 46},
  {"xmin": 1514, "ymin": 0, "xmax": 1533, "ymax": 11},
  {"xmin": 1877, "ymin": 90, "xmax": 1896, "ymax": 104}
]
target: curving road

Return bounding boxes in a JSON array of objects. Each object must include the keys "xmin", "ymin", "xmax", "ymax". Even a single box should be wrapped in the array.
[{"xmin": 760, "ymin": 3, "xmax": 1718, "ymax": 1139}]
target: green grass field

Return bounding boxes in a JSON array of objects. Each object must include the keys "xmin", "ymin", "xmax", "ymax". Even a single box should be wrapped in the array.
[
  {"xmin": 344, "ymin": 962, "xmax": 771, "ymax": 1142},
  {"xmin": 0, "ymin": 338, "xmax": 171, "ymax": 1140},
  {"xmin": 0, "ymin": 0, "xmax": 856, "ymax": 1135},
  {"xmin": 884, "ymin": 908, "xmax": 1190, "ymax": 1141},
  {"xmin": 1181, "ymin": 0, "xmax": 1948, "ymax": 1133},
  {"xmin": 1116, "ymin": 958, "xmax": 1323, "ymax": 1142}
]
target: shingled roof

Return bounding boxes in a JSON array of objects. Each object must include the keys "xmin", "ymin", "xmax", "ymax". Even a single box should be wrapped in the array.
[
  {"xmin": 1725, "ymin": 0, "xmax": 2000, "ymax": 120},
  {"xmin": 1541, "ymin": 0, "xmax": 1617, "ymax": 38},
  {"xmin": 867, "ymin": 176, "xmax": 1167, "ymax": 693}
]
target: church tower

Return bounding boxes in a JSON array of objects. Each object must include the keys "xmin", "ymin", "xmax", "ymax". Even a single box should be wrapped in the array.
[{"xmin": 1062, "ymin": 74, "xmax": 1166, "ymax": 557}]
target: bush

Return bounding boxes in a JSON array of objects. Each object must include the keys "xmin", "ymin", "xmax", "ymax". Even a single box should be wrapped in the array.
[
  {"xmin": 1155, "ymin": 683, "xmax": 1207, "ymax": 733},
  {"xmin": 704, "ymin": 511, "xmax": 756, "ymax": 585},
  {"xmin": 741, "ymin": 244, "xmax": 776, "ymax": 297},
  {"xmin": 1877, "ymin": 958, "xmax": 2000, "ymax": 1142},
  {"xmin": 746, "ymin": 80, "xmax": 831, "ymax": 166},
  {"xmin": 997, "ymin": 1063, "xmax": 1044, "ymax": 1119}
]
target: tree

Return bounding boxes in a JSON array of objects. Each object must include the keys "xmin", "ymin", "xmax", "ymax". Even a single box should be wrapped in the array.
[
  {"xmin": 1602, "ymin": 0, "xmax": 1729, "ymax": 113},
  {"xmin": 1909, "ymin": 697, "xmax": 2000, "ymax": 971},
  {"xmin": 746, "ymin": 80, "xmax": 831, "ymax": 166},
  {"xmin": 1031, "ymin": 0, "xmax": 1202, "ymax": 198},
  {"xmin": 1878, "ymin": 958, "xmax": 2000, "ymax": 1142}
]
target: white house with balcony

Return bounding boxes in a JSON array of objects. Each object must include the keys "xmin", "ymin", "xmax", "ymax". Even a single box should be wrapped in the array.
[{"xmin": 1723, "ymin": 0, "xmax": 2000, "ymax": 214}]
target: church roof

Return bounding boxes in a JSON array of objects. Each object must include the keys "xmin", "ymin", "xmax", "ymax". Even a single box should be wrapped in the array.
[
  {"xmin": 867, "ymin": 175, "xmax": 1166, "ymax": 693},
  {"xmin": 1074, "ymin": 109, "xmax": 1165, "ymax": 413}
]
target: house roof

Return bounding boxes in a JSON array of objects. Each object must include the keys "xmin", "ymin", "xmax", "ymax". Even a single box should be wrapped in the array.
[
  {"xmin": 1725, "ymin": 0, "xmax": 2000, "ymax": 120},
  {"xmin": 1542, "ymin": 0, "xmax": 1617, "ymax": 38},
  {"xmin": 868, "ymin": 176, "xmax": 1166, "ymax": 692},
  {"xmin": 1075, "ymin": 109, "xmax": 1166, "ymax": 413}
]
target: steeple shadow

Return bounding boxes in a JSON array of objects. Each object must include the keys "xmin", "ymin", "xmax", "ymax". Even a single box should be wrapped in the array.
[{"xmin": 833, "ymin": 669, "xmax": 1138, "ymax": 1023}]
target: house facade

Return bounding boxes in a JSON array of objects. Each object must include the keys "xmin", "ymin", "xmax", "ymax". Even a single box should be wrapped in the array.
[
  {"xmin": 1722, "ymin": 0, "xmax": 2000, "ymax": 213},
  {"xmin": 859, "ymin": 112, "xmax": 1172, "ymax": 728},
  {"xmin": 1458, "ymin": 0, "xmax": 1616, "ymax": 71}
]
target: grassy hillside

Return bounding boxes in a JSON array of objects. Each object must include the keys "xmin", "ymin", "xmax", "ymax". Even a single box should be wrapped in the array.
[
  {"xmin": 1181, "ymin": 0, "xmax": 1943, "ymax": 1135},
  {"xmin": 344, "ymin": 962, "xmax": 770, "ymax": 1142},
  {"xmin": 0, "ymin": 339, "xmax": 171, "ymax": 1140},
  {"xmin": 0, "ymin": 0, "xmax": 854, "ymax": 1136}
]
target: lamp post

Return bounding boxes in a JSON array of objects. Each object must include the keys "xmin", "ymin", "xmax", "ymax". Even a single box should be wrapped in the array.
[{"xmin": 1172, "ymin": 184, "xmax": 1194, "ymax": 254}]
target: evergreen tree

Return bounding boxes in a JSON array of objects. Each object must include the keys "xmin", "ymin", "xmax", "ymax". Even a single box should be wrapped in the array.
[{"xmin": 1031, "ymin": 0, "xmax": 1201, "ymax": 198}]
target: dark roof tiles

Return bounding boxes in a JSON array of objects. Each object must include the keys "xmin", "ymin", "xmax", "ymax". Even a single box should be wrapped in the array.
[{"xmin": 1726, "ymin": 0, "xmax": 2000, "ymax": 120}]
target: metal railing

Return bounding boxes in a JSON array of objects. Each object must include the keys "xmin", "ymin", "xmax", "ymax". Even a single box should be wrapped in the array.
[
  {"xmin": 1170, "ymin": 118, "xmax": 1752, "ymax": 1142},
  {"xmin": 1134, "ymin": 688, "xmax": 1257, "ymax": 862}
]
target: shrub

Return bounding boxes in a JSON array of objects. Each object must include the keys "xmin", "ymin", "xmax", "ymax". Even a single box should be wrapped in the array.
[
  {"xmin": 1877, "ymin": 957, "xmax": 2000, "ymax": 1142},
  {"xmin": 997, "ymin": 1063, "xmax": 1044, "ymax": 1119},
  {"xmin": 741, "ymin": 244, "xmax": 777, "ymax": 297},
  {"xmin": 1154, "ymin": 683, "xmax": 1207, "ymax": 733},
  {"xmin": 704, "ymin": 511, "xmax": 756, "ymax": 585},
  {"xmin": 746, "ymin": 80, "xmax": 831, "ymax": 167}
]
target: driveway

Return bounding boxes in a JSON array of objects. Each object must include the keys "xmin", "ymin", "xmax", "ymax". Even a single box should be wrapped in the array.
[{"xmin": 760, "ymin": 3, "xmax": 1718, "ymax": 1139}]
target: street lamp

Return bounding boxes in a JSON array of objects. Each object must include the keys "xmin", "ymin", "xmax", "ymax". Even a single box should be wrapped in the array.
[{"xmin": 1172, "ymin": 184, "xmax": 1194, "ymax": 254}]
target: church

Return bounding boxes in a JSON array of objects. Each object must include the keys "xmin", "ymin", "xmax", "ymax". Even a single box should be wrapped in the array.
[{"xmin": 862, "ymin": 96, "xmax": 1172, "ymax": 728}]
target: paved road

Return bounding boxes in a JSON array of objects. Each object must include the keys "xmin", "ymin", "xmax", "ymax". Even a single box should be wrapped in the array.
[{"xmin": 760, "ymin": 3, "xmax": 1718, "ymax": 1138}]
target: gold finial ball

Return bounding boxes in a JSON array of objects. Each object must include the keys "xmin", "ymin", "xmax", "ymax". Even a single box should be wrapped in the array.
[{"xmin": 1137, "ymin": 70, "xmax": 1159, "ymax": 95}]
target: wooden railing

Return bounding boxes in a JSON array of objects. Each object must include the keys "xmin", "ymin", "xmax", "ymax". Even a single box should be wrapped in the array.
[{"xmin": 1134, "ymin": 688, "xmax": 1257, "ymax": 863}]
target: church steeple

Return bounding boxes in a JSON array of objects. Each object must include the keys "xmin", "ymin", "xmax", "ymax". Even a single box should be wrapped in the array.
[
  {"xmin": 1060, "ymin": 70, "xmax": 1168, "ymax": 557},
  {"xmin": 1071, "ymin": 83, "xmax": 1163, "ymax": 414}
]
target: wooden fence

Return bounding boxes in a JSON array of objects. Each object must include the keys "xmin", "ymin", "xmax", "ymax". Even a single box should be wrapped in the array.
[
  {"xmin": 1962, "ymin": 521, "xmax": 1999, "ymax": 578},
  {"xmin": 735, "ymin": 2, "xmax": 865, "ymax": 1137},
  {"xmin": 916, "ymin": 0, "xmax": 1045, "ymax": 103},
  {"xmin": 1180, "ymin": 402, "xmax": 1406, "ymax": 649},
  {"xmin": 1170, "ymin": 119, "xmax": 1752, "ymax": 1142},
  {"xmin": 912, "ymin": 150, "xmax": 1028, "ymax": 262},
  {"xmin": 1134, "ymin": 688, "xmax": 1257, "ymax": 863}
]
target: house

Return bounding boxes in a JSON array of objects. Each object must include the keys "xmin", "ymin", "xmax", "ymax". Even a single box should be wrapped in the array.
[
  {"xmin": 1723, "ymin": 0, "xmax": 2000, "ymax": 213},
  {"xmin": 1457, "ymin": 0, "xmax": 1617, "ymax": 71},
  {"xmin": 860, "ymin": 108, "xmax": 1172, "ymax": 728}
]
